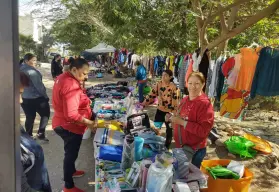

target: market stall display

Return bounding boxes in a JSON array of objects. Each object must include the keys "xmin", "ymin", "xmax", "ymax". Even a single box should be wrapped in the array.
[{"xmin": 88, "ymin": 81, "xmax": 255, "ymax": 192}]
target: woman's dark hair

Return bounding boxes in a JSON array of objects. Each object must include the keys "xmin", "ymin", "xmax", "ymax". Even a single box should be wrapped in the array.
[
  {"xmin": 163, "ymin": 69, "xmax": 174, "ymax": 82},
  {"xmin": 68, "ymin": 57, "xmax": 75, "ymax": 65},
  {"xmin": 20, "ymin": 72, "xmax": 30, "ymax": 87},
  {"xmin": 19, "ymin": 59, "xmax": 24, "ymax": 65},
  {"xmin": 69, "ymin": 58, "xmax": 89, "ymax": 70},
  {"xmin": 24, "ymin": 53, "xmax": 36, "ymax": 62},
  {"xmin": 53, "ymin": 54, "xmax": 61, "ymax": 62}
]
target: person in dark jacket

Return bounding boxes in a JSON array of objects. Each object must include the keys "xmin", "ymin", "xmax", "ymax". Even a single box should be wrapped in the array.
[
  {"xmin": 51, "ymin": 54, "xmax": 63, "ymax": 79},
  {"xmin": 20, "ymin": 53, "xmax": 50, "ymax": 142},
  {"xmin": 20, "ymin": 72, "xmax": 52, "ymax": 192}
]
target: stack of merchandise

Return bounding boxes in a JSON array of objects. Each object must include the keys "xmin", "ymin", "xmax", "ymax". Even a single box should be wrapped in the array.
[
  {"xmin": 92, "ymin": 106, "xmax": 208, "ymax": 191},
  {"xmin": 90, "ymin": 81, "xmax": 209, "ymax": 192},
  {"xmin": 87, "ymin": 82, "xmax": 130, "ymax": 100}
]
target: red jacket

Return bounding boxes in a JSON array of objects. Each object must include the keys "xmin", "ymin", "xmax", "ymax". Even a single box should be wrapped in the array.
[
  {"xmin": 52, "ymin": 72, "xmax": 92, "ymax": 135},
  {"xmin": 173, "ymin": 94, "xmax": 214, "ymax": 150}
]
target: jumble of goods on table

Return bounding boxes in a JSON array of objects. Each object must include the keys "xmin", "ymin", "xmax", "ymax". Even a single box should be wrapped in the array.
[{"xmin": 84, "ymin": 73, "xmax": 274, "ymax": 192}]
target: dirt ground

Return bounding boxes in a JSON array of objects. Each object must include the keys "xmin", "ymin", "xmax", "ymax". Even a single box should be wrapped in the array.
[{"xmin": 21, "ymin": 64, "xmax": 279, "ymax": 192}]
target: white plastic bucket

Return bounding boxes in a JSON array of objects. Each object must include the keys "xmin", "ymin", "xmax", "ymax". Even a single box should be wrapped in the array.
[{"xmin": 83, "ymin": 128, "xmax": 92, "ymax": 140}]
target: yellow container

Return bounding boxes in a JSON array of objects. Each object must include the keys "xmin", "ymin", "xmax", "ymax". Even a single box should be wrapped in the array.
[
  {"xmin": 201, "ymin": 159, "xmax": 253, "ymax": 192},
  {"xmin": 97, "ymin": 120, "xmax": 123, "ymax": 132}
]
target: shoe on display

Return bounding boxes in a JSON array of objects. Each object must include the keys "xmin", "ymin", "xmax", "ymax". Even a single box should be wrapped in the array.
[
  {"xmin": 62, "ymin": 187, "xmax": 84, "ymax": 192},
  {"xmin": 73, "ymin": 170, "xmax": 85, "ymax": 178}
]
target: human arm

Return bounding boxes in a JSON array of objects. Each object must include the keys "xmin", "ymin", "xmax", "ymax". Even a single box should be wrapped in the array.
[
  {"xmin": 142, "ymin": 83, "xmax": 158, "ymax": 106},
  {"xmin": 62, "ymin": 85, "xmax": 95, "ymax": 128},
  {"xmin": 28, "ymin": 70, "xmax": 48, "ymax": 99},
  {"xmin": 172, "ymin": 102, "xmax": 214, "ymax": 138}
]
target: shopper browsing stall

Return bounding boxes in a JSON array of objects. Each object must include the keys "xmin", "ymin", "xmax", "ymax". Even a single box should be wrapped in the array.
[
  {"xmin": 20, "ymin": 53, "xmax": 50, "ymax": 142},
  {"xmin": 169, "ymin": 72, "xmax": 214, "ymax": 168},
  {"xmin": 52, "ymin": 58, "xmax": 96, "ymax": 192},
  {"xmin": 19, "ymin": 72, "xmax": 52, "ymax": 192},
  {"xmin": 142, "ymin": 70, "xmax": 180, "ymax": 149},
  {"xmin": 135, "ymin": 60, "xmax": 147, "ymax": 103}
]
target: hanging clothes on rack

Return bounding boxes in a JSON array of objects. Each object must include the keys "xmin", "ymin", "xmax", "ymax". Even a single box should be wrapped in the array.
[
  {"xmin": 166, "ymin": 56, "xmax": 170, "ymax": 70},
  {"xmin": 227, "ymin": 54, "xmax": 241, "ymax": 88},
  {"xmin": 215, "ymin": 57, "xmax": 227, "ymax": 102},
  {"xmin": 205, "ymin": 60, "xmax": 215, "ymax": 94},
  {"xmin": 169, "ymin": 56, "xmax": 175, "ymax": 72},
  {"xmin": 127, "ymin": 51, "xmax": 134, "ymax": 68},
  {"xmin": 219, "ymin": 57, "xmax": 250, "ymax": 120},
  {"xmin": 157, "ymin": 56, "xmax": 166, "ymax": 76},
  {"xmin": 184, "ymin": 56, "xmax": 194, "ymax": 89},
  {"xmin": 178, "ymin": 55, "xmax": 189, "ymax": 92},
  {"xmin": 199, "ymin": 50, "xmax": 210, "ymax": 92},
  {"xmin": 251, "ymin": 47, "xmax": 279, "ymax": 98},
  {"xmin": 149, "ymin": 57, "xmax": 154, "ymax": 77},
  {"xmin": 141, "ymin": 55, "xmax": 149, "ymax": 71},
  {"xmin": 174, "ymin": 55, "xmax": 180, "ymax": 78},
  {"xmin": 234, "ymin": 47, "xmax": 261, "ymax": 91},
  {"xmin": 154, "ymin": 57, "xmax": 159, "ymax": 76},
  {"xmin": 208, "ymin": 56, "xmax": 226, "ymax": 98}
]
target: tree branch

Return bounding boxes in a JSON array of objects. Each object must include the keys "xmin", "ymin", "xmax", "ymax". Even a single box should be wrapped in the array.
[
  {"xmin": 207, "ymin": 0, "xmax": 279, "ymax": 51},
  {"xmin": 227, "ymin": 5, "xmax": 239, "ymax": 30},
  {"xmin": 218, "ymin": 5, "xmax": 228, "ymax": 32},
  {"xmin": 206, "ymin": 0, "xmax": 252, "ymax": 25}
]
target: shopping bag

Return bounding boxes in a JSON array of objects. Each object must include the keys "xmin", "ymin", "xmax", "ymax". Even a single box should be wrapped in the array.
[
  {"xmin": 99, "ymin": 145, "xmax": 123, "ymax": 162},
  {"xmin": 224, "ymin": 136, "xmax": 257, "ymax": 158},
  {"xmin": 206, "ymin": 165, "xmax": 240, "ymax": 180}
]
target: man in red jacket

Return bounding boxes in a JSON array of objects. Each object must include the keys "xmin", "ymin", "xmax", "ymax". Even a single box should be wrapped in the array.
[{"xmin": 52, "ymin": 58, "xmax": 96, "ymax": 192}]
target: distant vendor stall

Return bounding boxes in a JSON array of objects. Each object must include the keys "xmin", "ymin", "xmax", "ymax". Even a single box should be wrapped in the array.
[{"xmin": 83, "ymin": 43, "xmax": 116, "ymax": 78}]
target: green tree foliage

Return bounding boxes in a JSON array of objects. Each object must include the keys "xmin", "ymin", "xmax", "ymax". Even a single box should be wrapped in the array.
[
  {"xmin": 51, "ymin": 19, "xmax": 99, "ymax": 55},
  {"xmin": 19, "ymin": 34, "xmax": 36, "ymax": 57},
  {"xmin": 33, "ymin": 0, "xmax": 279, "ymax": 55}
]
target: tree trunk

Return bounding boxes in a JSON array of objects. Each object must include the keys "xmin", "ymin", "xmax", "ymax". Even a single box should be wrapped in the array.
[{"xmin": 216, "ymin": 39, "xmax": 228, "ymax": 57}]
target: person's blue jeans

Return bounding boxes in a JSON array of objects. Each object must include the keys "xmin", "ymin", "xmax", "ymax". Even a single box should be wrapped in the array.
[
  {"xmin": 138, "ymin": 82, "xmax": 146, "ymax": 103},
  {"xmin": 192, "ymin": 148, "xmax": 207, "ymax": 168}
]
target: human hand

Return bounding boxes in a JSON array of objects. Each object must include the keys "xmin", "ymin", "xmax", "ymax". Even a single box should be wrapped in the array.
[
  {"xmin": 165, "ymin": 113, "xmax": 172, "ymax": 122},
  {"xmin": 88, "ymin": 120, "xmax": 98, "ymax": 133},
  {"xmin": 170, "ymin": 116, "xmax": 184, "ymax": 125}
]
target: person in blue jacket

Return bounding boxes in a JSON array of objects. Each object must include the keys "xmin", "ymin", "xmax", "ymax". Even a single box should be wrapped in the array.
[{"xmin": 135, "ymin": 60, "xmax": 147, "ymax": 103}]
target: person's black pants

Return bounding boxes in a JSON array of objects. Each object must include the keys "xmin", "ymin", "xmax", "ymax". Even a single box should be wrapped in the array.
[
  {"xmin": 21, "ymin": 97, "xmax": 50, "ymax": 137},
  {"xmin": 154, "ymin": 109, "xmax": 172, "ymax": 149},
  {"xmin": 54, "ymin": 127, "xmax": 83, "ymax": 189}
]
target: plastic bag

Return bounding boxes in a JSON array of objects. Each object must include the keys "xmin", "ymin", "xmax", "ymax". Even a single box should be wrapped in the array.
[
  {"xmin": 99, "ymin": 145, "xmax": 123, "ymax": 162},
  {"xmin": 206, "ymin": 165, "xmax": 240, "ymax": 180},
  {"xmin": 224, "ymin": 136, "xmax": 257, "ymax": 158},
  {"xmin": 146, "ymin": 161, "xmax": 173, "ymax": 192},
  {"xmin": 143, "ymin": 86, "xmax": 152, "ymax": 95}
]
